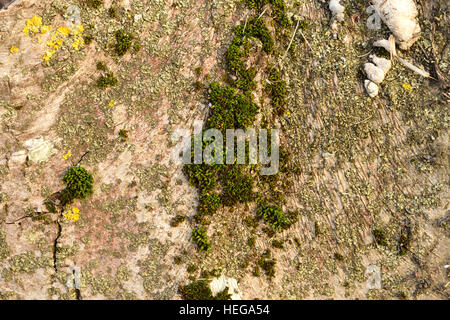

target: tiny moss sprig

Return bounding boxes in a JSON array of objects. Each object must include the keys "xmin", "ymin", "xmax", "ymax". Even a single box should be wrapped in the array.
[{"xmin": 192, "ymin": 228, "xmax": 211, "ymax": 252}]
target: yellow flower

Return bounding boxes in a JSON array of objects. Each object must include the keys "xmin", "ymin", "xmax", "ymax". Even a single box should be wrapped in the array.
[
  {"xmin": 30, "ymin": 15, "xmax": 43, "ymax": 27},
  {"xmin": 62, "ymin": 151, "xmax": 72, "ymax": 160},
  {"xmin": 43, "ymin": 49, "xmax": 56, "ymax": 62},
  {"xmin": 108, "ymin": 100, "xmax": 115, "ymax": 107},
  {"xmin": 402, "ymin": 83, "xmax": 412, "ymax": 91},
  {"xmin": 72, "ymin": 24, "xmax": 84, "ymax": 36},
  {"xmin": 22, "ymin": 25, "xmax": 30, "ymax": 37},
  {"xmin": 63, "ymin": 208, "xmax": 80, "ymax": 222},
  {"xmin": 40, "ymin": 25, "xmax": 52, "ymax": 34},
  {"xmin": 57, "ymin": 26, "xmax": 71, "ymax": 36},
  {"xmin": 72, "ymin": 37, "xmax": 84, "ymax": 51},
  {"xmin": 37, "ymin": 37, "xmax": 42, "ymax": 44},
  {"xmin": 10, "ymin": 46, "xmax": 19, "ymax": 54}
]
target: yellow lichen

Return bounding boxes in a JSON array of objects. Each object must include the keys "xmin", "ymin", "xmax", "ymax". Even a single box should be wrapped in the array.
[
  {"xmin": 402, "ymin": 83, "xmax": 412, "ymax": 91},
  {"xmin": 62, "ymin": 151, "xmax": 72, "ymax": 160},
  {"xmin": 10, "ymin": 46, "xmax": 19, "ymax": 54}
]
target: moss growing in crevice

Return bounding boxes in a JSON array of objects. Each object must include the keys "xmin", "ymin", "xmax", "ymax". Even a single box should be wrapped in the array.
[{"xmin": 185, "ymin": 0, "xmax": 292, "ymax": 252}]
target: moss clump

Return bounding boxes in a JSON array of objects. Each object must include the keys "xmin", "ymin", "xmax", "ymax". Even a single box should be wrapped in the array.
[
  {"xmin": 373, "ymin": 229, "xmax": 388, "ymax": 246},
  {"xmin": 247, "ymin": 236, "xmax": 256, "ymax": 248},
  {"xmin": 244, "ymin": 0, "xmax": 291, "ymax": 29},
  {"xmin": 269, "ymin": 0, "xmax": 291, "ymax": 28},
  {"xmin": 208, "ymin": 82, "xmax": 259, "ymax": 130},
  {"xmin": 184, "ymin": 164, "xmax": 217, "ymax": 194},
  {"xmin": 96, "ymin": 61, "xmax": 107, "ymax": 71},
  {"xmin": 187, "ymin": 264, "xmax": 198, "ymax": 273},
  {"xmin": 334, "ymin": 253, "xmax": 344, "ymax": 261},
  {"xmin": 272, "ymin": 239, "xmax": 284, "ymax": 249},
  {"xmin": 170, "ymin": 215, "xmax": 186, "ymax": 227},
  {"xmin": 257, "ymin": 204, "xmax": 288, "ymax": 232},
  {"xmin": 221, "ymin": 166, "xmax": 254, "ymax": 206},
  {"xmin": 118, "ymin": 129, "xmax": 128, "ymax": 142},
  {"xmin": 198, "ymin": 194, "xmax": 221, "ymax": 216},
  {"xmin": 133, "ymin": 42, "xmax": 142, "ymax": 53},
  {"xmin": 179, "ymin": 280, "xmax": 231, "ymax": 300},
  {"xmin": 238, "ymin": 17, "xmax": 273, "ymax": 53},
  {"xmin": 97, "ymin": 72, "xmax": 118, "ymax": 89},
  {"xmin": 108, "ymin": 6, "xmax": 117, "ymax": 18},
  {"xmin": 61, "ymin": 166, "xmax": 94, "ymax": 205},
  {"xmin": 257, "ymin": 250, "xmax": 276, "ymax": 278},
  {"xmin": 84, "ymin": 0, "xmax": 103, "ymax": 9},
  {"xmin": 192, "ymin": 228, "xmax": 211, "ymax": 252},
  {"xmin": 115, "ymin": 29, "xmax": 134, "ymax": 56},
  {"xmin": 83, "ymin": 35, "xmax": 93, "ymax": 45},
  {"xmin": 214, "ymin": 287, "xmax": 232, "ymax": 300},
  {"xmin": 266, "ymin": 66, "xmax": 287, "ymax": 115},
  {"xmin": 398, "ymin": 233, "xmax": 411, "ymax": 256},
  {"xmin": 173, "ymin": 256, "xmax": 182, "ymax": 265},
  {"xmin": 179, "ymin": 280, "xmax": 212, "ymax": 300},
  {"xmin": 244, "ymin": 0, "xmax": 268, "ymax": 10}
]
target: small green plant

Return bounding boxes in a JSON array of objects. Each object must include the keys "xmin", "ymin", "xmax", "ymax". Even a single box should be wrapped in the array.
[
  {"xmin": 97, "ymin": 72, "xmax": 118, "ymax": 89},
  {"xmin": 61, "ymin": 166, "xmax": 94, "ymax": 205},
  {"xmin": 115, "ymin": 29, "xmax": 134, "ymax": 56},
  {"xmin": 170, "ymin": 215, "xmax": 186, "ymax": 227},
  {"xmin": 257, "ymin": 204, "xmax": 288, "ymax": 232},
  {"xmin": 192, "ymin": 228, "xmax": 210, "ymax": 252},
  {"xmin": 208, "ymin": 82, "xmax": 259, "ymax": 130},
  {"xmin": 373, "ymin": 228, "xmax": 388, "ymax": 246}
]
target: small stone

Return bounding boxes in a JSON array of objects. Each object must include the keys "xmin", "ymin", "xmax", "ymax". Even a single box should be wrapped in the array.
[
  {"xmin": 8, "ymin": 150, "xmax": 27, "ymax": 167},
  {"xmin": 24, "ymin": 138, "xmax": 56, "ymax": 163},
  {"xmin": 364, "ymin": 80, "xmax": 379, "ymax": 98}
]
